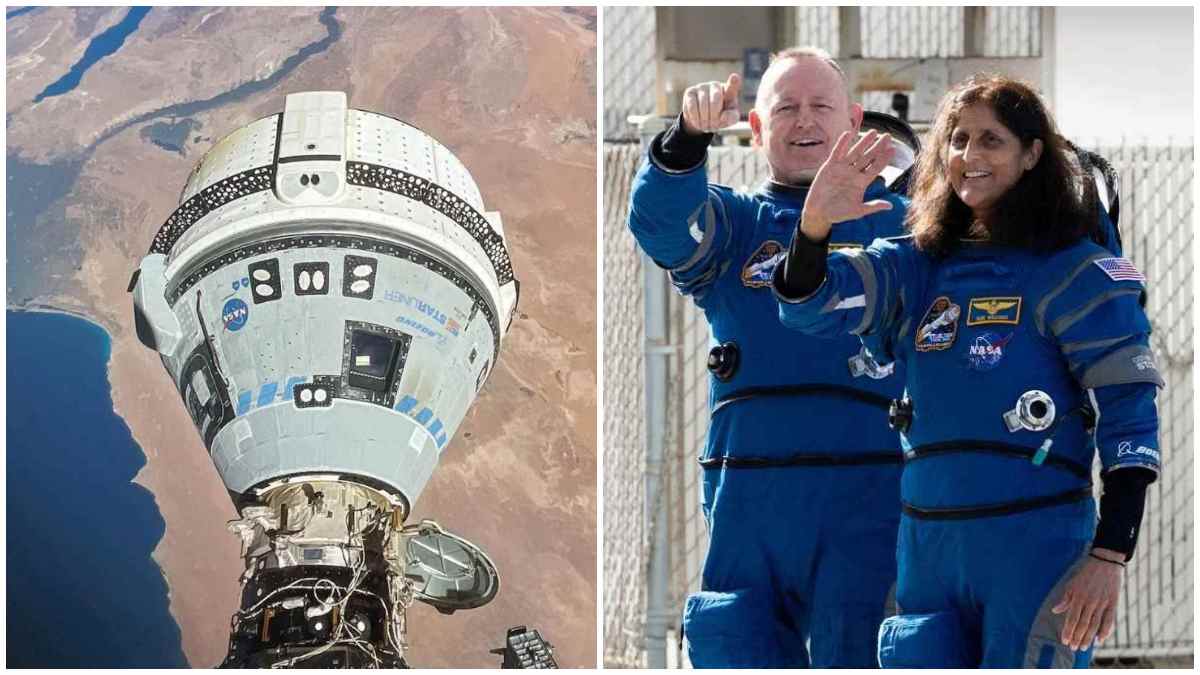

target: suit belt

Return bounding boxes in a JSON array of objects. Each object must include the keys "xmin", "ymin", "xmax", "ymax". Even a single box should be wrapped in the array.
[
  {"xmin": 902, "ymin": 486, "xmax": 1093, "ymax": 520},
  {"xmin": 712, "ymin": 384, "xmax": 893, "ymax": 416},
  {"xmin": 698, "ymin": 451, "xmax": 902, "ymax": 469},
  {"xmin": 905, "ymin": 440, "xmax": 1092, "ymax": 480}
]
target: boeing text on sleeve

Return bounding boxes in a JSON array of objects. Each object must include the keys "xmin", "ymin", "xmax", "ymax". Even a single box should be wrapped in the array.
[{"xmin": 774, "ymin": 74, "xmax": 1161, "ymax": 668}]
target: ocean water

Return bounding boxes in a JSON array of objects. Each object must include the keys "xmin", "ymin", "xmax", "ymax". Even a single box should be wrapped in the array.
[
  {"xmin": 6, "ymin": 311, "xmax": 187, "ymax": 667},
  {"xmin": 6, "ymin": 6, "xmax": 39, "ymax": 19},
  {"xmin": 33, "ymin": 7, "xmax": 152, "ymax": 103}
]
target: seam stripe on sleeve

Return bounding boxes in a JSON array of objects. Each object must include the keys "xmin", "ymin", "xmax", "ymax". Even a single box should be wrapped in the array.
[
  {"xmin": 672, "ymin": 199, "xmax": 720, "ymax": 274},
  {"xmin": 844, "ymin": 250, "xmax": 878, "ymax": 335},
  {"xmin": 1035, "ymin": 252, "xmax": 1111, "ymax": 335},
  {"xmin": 1049, "ymin": 288, "xmax": 1143, "ymax": 337},
  {"xmin": 1078, "ymin": 344, "xmax": 1165, "ymax": 389},
  {"xmin": 1060, "ymin": 334, "xmax": 1134, "ymax": 355}
]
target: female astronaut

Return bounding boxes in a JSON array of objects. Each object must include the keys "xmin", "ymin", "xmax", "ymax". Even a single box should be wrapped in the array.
[{"xmin": 772, "ymin": 74, "xmax": 1161, "ymax": 668}]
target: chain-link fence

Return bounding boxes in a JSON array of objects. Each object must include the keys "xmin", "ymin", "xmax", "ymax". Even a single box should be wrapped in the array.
[
  {"xmin": 858, "ymin": 6, "xmax": 1041, "ymax": 58},
  {"xmin": 603, "ymin": 6, "xmax": 1044, "ymax": 140},
  {"xmin": 861, "ymin": 6, "xmax": 966, "ymax": 58},
  {"xmin": 791, "ymin": 6, "xmax": 840, "ymax": 56},
  {"xmin": 602, "ymin": 134, "xmax": 1194, "ymax": 667},
  {"xmin": 984, "ymin": 6, "xmax": 1042, "ymax": 57},
  {"xmin": 1087, "ymin": 143, "xmax": 1194, "ymax": 660},
  {"xmin": 602, "ymin": 142, "xmax": 648, "ymax": 668},
  {"xmin": 603, "ymin": 6, "xmax": 656, "ymax": 142}
]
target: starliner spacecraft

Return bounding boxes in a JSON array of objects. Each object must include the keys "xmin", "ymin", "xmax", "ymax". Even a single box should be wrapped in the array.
[{"xmin": 131, "ymin": 92, "xmax": 555, "ymax": 667}]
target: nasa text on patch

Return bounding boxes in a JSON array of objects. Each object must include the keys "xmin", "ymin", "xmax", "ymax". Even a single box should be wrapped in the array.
[
  {"xmin": 222, "ymin": 297, "xmax": 249, "ymax": 331},
  {"xmin": 741, "ymin": 240, "xmax": 786, "ymax": 288},
  {"xmin": 966, "ymin": 296, "xmax": 1022, "ymax": 326},
  {"xmin": 965, "ymin": 331, "xmax": 1014, "ymax": 371}
]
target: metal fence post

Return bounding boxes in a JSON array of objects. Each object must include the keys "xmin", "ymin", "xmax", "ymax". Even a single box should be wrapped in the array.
[{"xmin": 637, "ymin": 118, "xmax": 675, "ymax": 668}]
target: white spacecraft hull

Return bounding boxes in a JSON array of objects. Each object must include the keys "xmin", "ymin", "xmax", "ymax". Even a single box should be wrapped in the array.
[{"xmin": 133, "ymin": 92, "xmax": 518, "ymax": 512}]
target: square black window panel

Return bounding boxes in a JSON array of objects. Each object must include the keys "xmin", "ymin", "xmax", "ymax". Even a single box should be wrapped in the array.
[
  {"xmin": 348, "ymin": 330, "xmax": 400, "ymax": 392},
  {"xmin": 248, "ymin": 259, "xmax": 282, "ymax": 304},
  {"xmin": 343, "ymin": 255, "xmax": 377, "ymax": 300},
  {"xmin": 294, "ymin": 261, "xmax": 331, "ymax": 296}
]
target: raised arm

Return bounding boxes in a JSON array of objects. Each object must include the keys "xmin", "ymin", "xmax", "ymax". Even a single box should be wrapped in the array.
[
  {"xmin": 771, "ymin": 129, "xmax": 912, "ymax": 343},
  {"xmin": 772, "ymin": 230, "xmax": 911, "ymax": 356},
  {"xmin": 628, "ymin": 74, "xmax": 744, "ymax": 299}
]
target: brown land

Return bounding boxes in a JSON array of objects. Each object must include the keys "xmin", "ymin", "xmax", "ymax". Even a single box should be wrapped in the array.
[{"xmin": 6, "ymin": 6, "xmax": 596, "ymax": 667}]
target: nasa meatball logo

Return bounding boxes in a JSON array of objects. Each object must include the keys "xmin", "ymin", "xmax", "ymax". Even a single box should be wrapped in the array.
[
  {"xmin": 915, "ymin": 296, "xmax": 960, "ymax": 352},
  {"xmin": 222, "ymin": 298, "xmax": 249, "ymax": 331},
  {"xmin": 965, "ymin": 331, "xmax": 1014, "ymax": 371}
]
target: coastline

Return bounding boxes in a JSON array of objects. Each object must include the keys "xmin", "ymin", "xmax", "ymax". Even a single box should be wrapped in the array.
[
  {"xmin": 8, "ymin": 300, "xmax": 241, "ymax": 666},
  {"xmin": 5, "ymin": 305, "xmax": 189, "ymax": 665},
  {"xmin": 7, "ymin": 7, "xmax": 598, "ymax": 664},
  {"xmin": 6, "ymin": 302, "xmax": 111, "ymax": 329}
]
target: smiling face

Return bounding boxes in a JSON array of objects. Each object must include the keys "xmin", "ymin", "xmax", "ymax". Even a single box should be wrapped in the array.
[
  {"xmin": 749, "ymin": 56, "xmax": 862, "ymax": 185},
  {"xmin": 946, "ymin": 103, "xmax": 1043, "ymax": 219}
]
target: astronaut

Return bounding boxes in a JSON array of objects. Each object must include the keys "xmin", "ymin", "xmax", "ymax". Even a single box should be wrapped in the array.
[
  {"xmin": 773, "ymin": 74, "xmax": 1161, "ymax": 668},
  {"xmin": 627, "ymin": 47, "xmax": 909, "ymax": 667}
]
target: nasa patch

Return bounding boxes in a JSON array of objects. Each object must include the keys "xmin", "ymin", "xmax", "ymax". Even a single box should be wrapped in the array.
[
  {"xmin": 222, "ymin": 297, "xmax": 249, "ymax": 331},
  {"xmin": 915, "ymin": 296, "xmax": 960, "ymax": 352},
  {"xmin": 965, "ymin": 331, "xmax": 1014, "ymax": 371},
  {"xmin": 967, "ymin": 296, "xmax": 1021, "ymax": 326},
  {"xmin": 741, "ymin": 240, "xmax": 786, "ymax": 288}
]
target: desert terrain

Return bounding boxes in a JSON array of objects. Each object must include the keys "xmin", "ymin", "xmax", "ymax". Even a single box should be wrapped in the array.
[{"xmin": 6, "ymin": 6, "xmax": 596, "ymax": 667}]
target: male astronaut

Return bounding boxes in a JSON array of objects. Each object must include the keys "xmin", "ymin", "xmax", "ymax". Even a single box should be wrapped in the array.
[{"xmin": 627, "ymin": 47, "xmax": 908, "ymax": 668}]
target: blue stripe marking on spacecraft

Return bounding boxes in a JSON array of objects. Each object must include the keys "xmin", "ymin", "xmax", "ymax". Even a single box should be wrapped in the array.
[
  {"xmin": 257, "ymin": 381, "xmax": 278, "ymax": 407},
  {"xmin": 234, "ymin": 377, "xmax": 448, "ymax": 449},
  {"xmin": 237, "ymin": 391, "xmax": 253, "ymax": 416},
  {"xmin": 396, "ymin": 395, "xmax": 418, "ymax": 413},
  {"xmin": 283, "ymin": 376, "xmax": 305, "ymax": 400}
]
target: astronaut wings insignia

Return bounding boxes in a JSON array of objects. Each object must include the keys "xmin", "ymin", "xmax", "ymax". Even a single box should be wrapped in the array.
[{"xmin": 967, "ymin": 296, "xmax": 1022, "ymax": 326}]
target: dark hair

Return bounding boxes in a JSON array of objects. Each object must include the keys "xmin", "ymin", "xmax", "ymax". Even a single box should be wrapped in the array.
[{"xmin": 907, "ymin": 74, "xmax": 1096, "ymax": 257}]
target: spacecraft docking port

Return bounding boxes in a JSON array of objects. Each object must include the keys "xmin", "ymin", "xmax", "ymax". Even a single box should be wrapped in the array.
[{"xmin": 131, "ymin": 92, "xmax": 551, "ymax": 668}]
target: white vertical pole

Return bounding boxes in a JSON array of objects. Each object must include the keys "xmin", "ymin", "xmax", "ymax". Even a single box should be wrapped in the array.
[
  {"xmin": 1040, "ymin": 7, "xmax": 1057, "ymax": 111},
  {"xmin": 644, "ymin": 252, "xmax": 671, "ymax": 668},
  {"xmin": 637, "ymin": 118, "xmax": 673, "ymax": 669}
]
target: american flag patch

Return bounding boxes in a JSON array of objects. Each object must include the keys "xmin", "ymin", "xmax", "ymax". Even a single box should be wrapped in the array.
[{"xmin": 1094, "ymin": 257, "xmax": 1145, "ymax": 282}]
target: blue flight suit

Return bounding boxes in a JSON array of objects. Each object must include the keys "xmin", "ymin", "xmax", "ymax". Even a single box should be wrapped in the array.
[
  {"xmin": 628, "ymin": 144, "xmax": 909, "ymax": 668},
  {"xmin": 775, "ymin": 235, "xmax": 1162, "ymax": 667}
]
